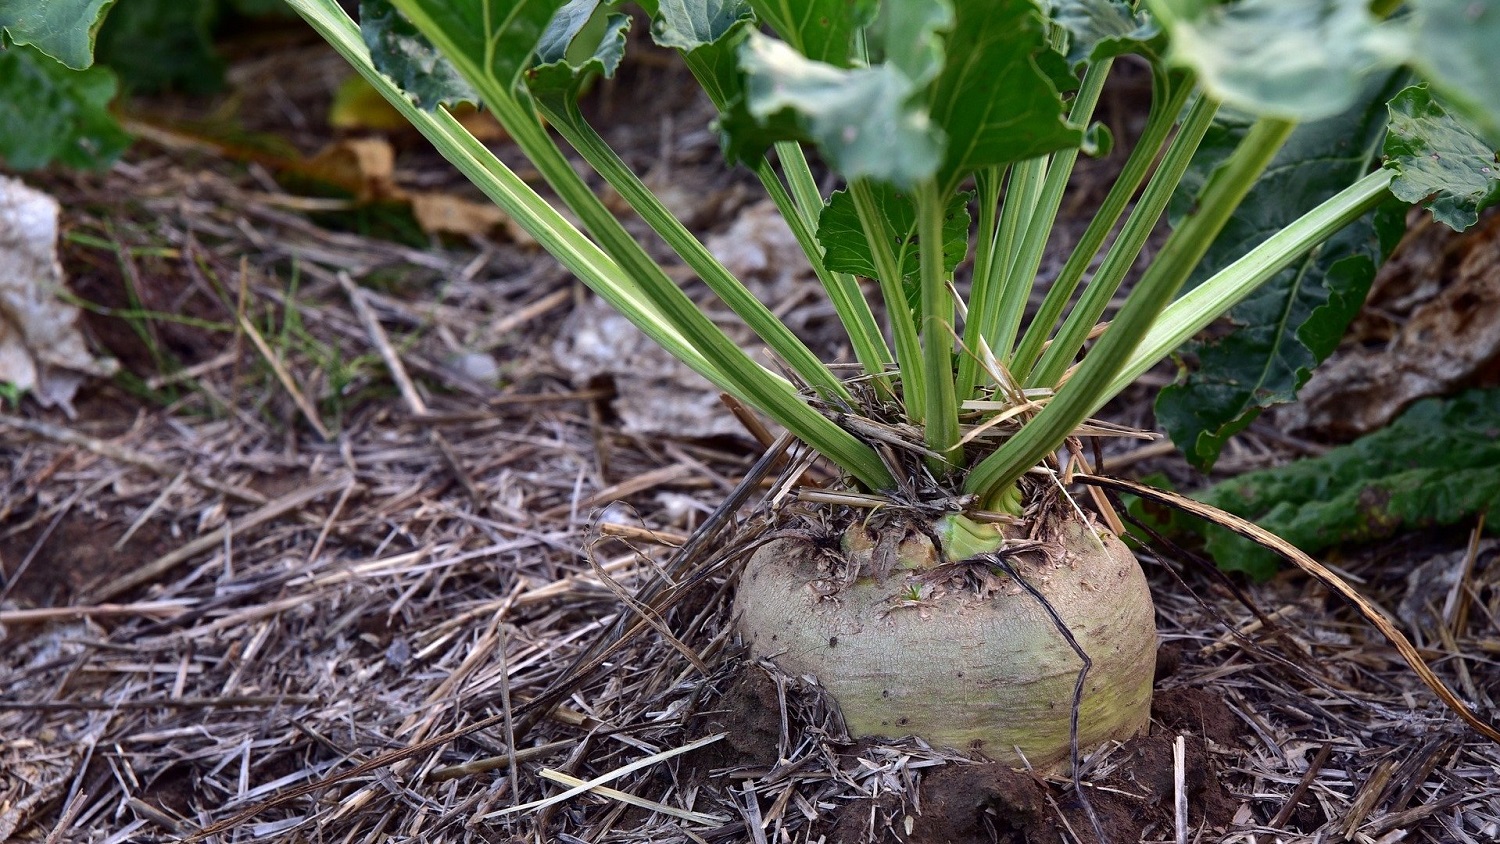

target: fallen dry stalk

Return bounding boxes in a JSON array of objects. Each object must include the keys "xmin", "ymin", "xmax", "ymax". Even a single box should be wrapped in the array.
[{"xmin": 1078, "ymin": 473, "xmax": 1500, "ymax": 745}]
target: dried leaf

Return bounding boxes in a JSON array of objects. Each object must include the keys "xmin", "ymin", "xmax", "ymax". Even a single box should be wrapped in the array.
[
  {"xmin": 303, "ymin": 138, "xmax": 401, "ymax": 202},
  {"xmin": 1285, "ymin": 210, "xmax": 1500, "ymax": 438},
  {"xmin": 0, "ymin": 176, "xmax": 118, "ymax": 414}
]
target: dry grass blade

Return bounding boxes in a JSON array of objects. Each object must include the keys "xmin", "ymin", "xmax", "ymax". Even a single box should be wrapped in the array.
[
  {"xmin": 335, "ymin": 270, "xmax": 427, "ymax": 415},
  {"xmin": 1172, "ymin": 735, "xmax": 1187, "ymax": 844},
  {"xmin": 480, "ymin": 732, "xmax": 726, "ymax": 820},
  {"xmin": 597, "ymin": 522, "xmax": 690, "ymax": 546},
  {"xmin": 1267, "ymin": 742, "xmax": 1331, "ymax": 831},
  {"xmin": 1078, "ymin": 473, "xmax": 1500, "ymax": 745},
  {"xmin": 0, "ymin": 696, "xmax": 315, "ymax": 711},
  {"xmin": 235, "ymin": 311, "xmax": 331, "ymax": 441},
  {"xmin": 0, "ymin": 600, "xmax": 190, "ymax": 624},
  {"xmin": 1360, "ymin": 790, "xmax": 1486, "ymax": 837},
  {"xmin": 587, "ymin": 544, "xmax": 710, "ymax": 675},
  {"xmin": 536, "ymin": 769, "xmax": 725, "ymax": 825},
  {"xmin": 426, "ymin": 739, "xmax": 577, "ymax": 783},
  {"xmin": 547, "ymin": 464, "xmax": 696, "ymax": 518}
]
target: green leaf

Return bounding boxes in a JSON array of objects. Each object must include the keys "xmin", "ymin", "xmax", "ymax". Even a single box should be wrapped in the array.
[
  {"xmin": 0, "ymin": 42, "xmax": 129, "ymax": 170},
  {"xmin": 634, "ymin": 0, "xmax": 749, "ymax": 108},
  {"xmin": 1150, "ymin": 0, "xmax": 1391, "ymax": 121},
  {"xmin": 527, "ymin": 0, "xmax": 629, "ymax": 99},
  {"xmin": 94, "ymin": 0, "xmax": 223, "ymax": 94},
  {"xmin": 1194, "ymin": 389, "xmax": 1500, "ymax": 579},
  {"xmin": 537, "ymin": 0, "xmax": 600, "ymax": 63},
  {"xmin": 1407, "ymin": 0, "xmax": 1500, "ymax": 146},
  {"xmin": 727, "ymin": 1, "xmax": 952, "ymax": 185},
  {"xmin": 1033, "ymin": 44, "xmax": 1081, "ymax": 95},
  {"xmin": 926, "ymin": 0, "xmax": 1081, "ymax": 189},
  {"xmin": 1156, "ymin": 72, "xmax": 1406, "ymax": 471},
  {"xmin": 650, "ymin": 0, "xmax": 750, "ymax": 51},
  {"xmin": 389, "ymin": 0, "xmax": 563, "ymax": 96},
  {"xmin": 868, "ymin": 0, "xmax": 949, "ymax": 85},
  {"xmin": 817, "ymin": 184, "xmax": 971, "ymax": 316},
  {"xmin": 1044, "ymin": 0, "xmax": 1162, "ymax": 67},
  {"xmin": 537, "ymin": 0, "xmax": 626, "ymax": 71},
  {"xmin": 1081, "ymin": 120, "xmax": 1113, "ymax": 157},
  {"xmin": 1383, "ymin": 84, "xmax": 1500, "ymax": 233},
  {"xmin": 639, "ymin": 0, "xmax": 755, "ymax": 130},
  {"xmin": 737, "ymin": 29, "xmax": 942, "ymax": 188},
  {"xmin": 748, "ymin": 0, "xmax": 873, "ymax": 66},
  {"xmin": 730, "ymin": 0, "xmax": 1078, "ymax": 187},
  {"xmin": 0, "ymin": 0, "xmax": 115, "ymax": 69},
  {"xmin": 360, "ymin": 0, "xmax": 477, "ymax": 109},
  {"xmin": 1149, "ymin": 0, "xmax": 1500, "ymax": 144}
]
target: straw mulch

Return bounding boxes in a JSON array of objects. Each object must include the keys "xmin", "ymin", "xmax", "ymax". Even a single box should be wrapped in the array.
[{"xmin": 5, "ymin": 46, "xmax": 1500, "ymax": 844}]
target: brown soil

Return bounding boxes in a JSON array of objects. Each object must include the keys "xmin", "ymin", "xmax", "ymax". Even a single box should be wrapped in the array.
[
  {"xmin": 685, "ymin": 641, "xmax": 1253, "ymax": 844},
  {"xmin": 1152, "ymin": 684, "xmax": 1247, "ymax": 751},
  {"xmin": 906, "ymin": 765, "xmax": 1053, "ymax": 844},
  {"xmin": 682, "ymin": 655, "xmax": 784, "ymax": 781},
  {"xmin": 0, "ymin": 509, "xmax": 173, "ymax": 607}
]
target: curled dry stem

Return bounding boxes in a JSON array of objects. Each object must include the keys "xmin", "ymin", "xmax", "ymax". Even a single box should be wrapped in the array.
[{"xmin": 1076, "ymin": 474, "xmax": 1500, "ymax": 746}]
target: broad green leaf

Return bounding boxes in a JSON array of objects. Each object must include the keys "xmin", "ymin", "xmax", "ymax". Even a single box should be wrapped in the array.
[
  {"xmin": 748, "ymin": 0, "xmax": 874, "ymax": 66},
  {"xmin": 360, "ymin": 0, "xmax": 476, "ymax": 109},
  {"xmin": 1407, "ymin": 0, "xmax": 1500, "ymax": 145},
  {"xmin": 95, "ymin": 0, "xmax": 223, "ymax": 94},
  {"xmin": 537, "ymin": 0, "xmax": 599, "ymax": 63},
  {"xmin": 651, "ymin": 0, "xmax": 749, "ymax": 51},
  {"xmin": 1156, "ymin": 72, "xmax": 1407, "ymax": 471},
  {"xmin": 732, "ymin": 1, "xmax": 952, "ymax": 185},
  {"xmin": 536, "ymin": 0, "xmax": 625, "ymax": 70},
  {"xmin": 1194, "ymin": 389, "xmax": 1500, "ymax": 579},
  {"xmin": 528, "ymin": 0, "xmax": 629, "ymax": 99},
  {"xmin": 869, "ymin": 0, "xmax": 950, "ymax": 86},
  {"xmin": 1149, "ymin": 0, "xmax": 1500, "ymax": 143},
  {"xmin": 634, "ymin": 0, "xmax": 746, "ymax": 106},
  {"xmin": 926, "ymin": 0, "xmax": 1081, "ymax": 189},
  {"xmin": 389, "ymin": 0, "xmax": 563, "ymax": 95},
  {"xmin": 1149, "ymin": 0, "xmax": 1394, "ymax": 121},
  {"xmin": 0, "ymin": 0, "xmax": 115, "ymax": 69},
  {"xmin": 817, "ymin": 184, "xmax": 971, "ymax": 316},
  {"xmin": 738, "ymin": 30, "xmax": 942, "ymax": 188},
  {"xmin": 1045, "ymin": 0, "xmax": 1162, "ymax": 67},
  {"xmin": 1383, "ymin": 85, "xmax": 1500, "ymax": 232},
  {"xmin": 0, "ymin": 42, "xmax": 129, "ymax": 170},
  {"xmin": 1033, "ymin": 44, "xmax": 1081, "ymax": 95},
  {"xmin": 730, "ymin": 0, "xmax": 1078, "ymax": 186}
]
